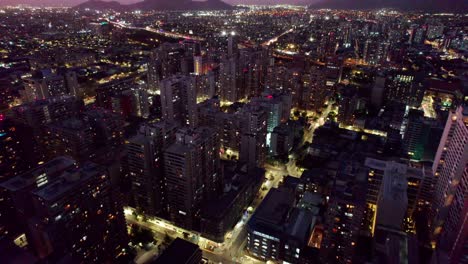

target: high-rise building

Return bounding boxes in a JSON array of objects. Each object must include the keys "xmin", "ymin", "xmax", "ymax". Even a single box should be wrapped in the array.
[
  {"xmin": 302, "ymin": 67, "xmax": 328, "ymax": 112},
  {"xmin": 28, "ymin": 161, "xmax": 127, "ymax": 261},
  {"xmin": 126, "ymin": 121, "xmax": 177, "ymax": 216},
  {"xmin": 322, "ymin": 160, "xmax": 367, "ymax": 264},
  {"xmin": 227, "ymin": 33, "xmax": 238, "ymax": 57},
  {"xmin": 431, "ymin": 106, "xmax": 468, "ymax": 264},
  {"xmin": 403, "ymin": 109, "xmax": 443, "ymax": 161},
  {"xmin": 84, "ymin": 107, "xmax": 125, "ymax": 149},
  {"xmin": 375, "ymin": 163, "xmax": 408, "ymax": 229},
  {"xmin": 219, "ymin": 57, "xmax": 240, "ymax": 103},
  {"xmin": 365, "ymin": 158, "xmax": 431, "ymax": 218},
  {"xmin": 338, "ymin": 87, "xmax": 359, "ymax": 126},
  {"xmin": 385, "ymin": 72, "xmax": 425, "ymax": 108},
  {"xmin": 46, "ymin": 118, "xmax": 94, "ymax": 162},
  {"xmin": 250, "ymin": 93, "xmax": 290, "ymax": 153},
  {"xmin": 64, "ymin": 71, "xmax": 80, "ymax": 96},
  {"xmin": 96, "ymin": 77, "xmax": 135, "ymax": 108},
  {"xmin": 160, "ymin": 74, "xmax": 198, "ymax": 127},
  {"xmin": 239, "ymin": 105, "xmax": 267, "ymax": 170},
  {"xmin": 194, "ymin": 72, "xmax": 216, "ymax": 100},
  {"xmin": 270, "ymin": 124, "xmax": 293, "ymax": 157},
  {"xmin": 193, "ymin": 56, "xmax": 203, "ymax": 76},
  {"xmin": 371, "ymin": 75, "xmax": 386, "ymax": 109},
  {"xmin": 147, "ymin": 51, "xmax": 162, "ymax": 92},
  {"xmin": 8, "ymin": 96, "xmax": 83, "ymax": 162},
  {"xmin": 0, "ymin": 157, "xmax": 77, "ymax": 239},
  {"xmin": 22, "ymin": 74, "xmax": 67, "ymax": 102},
  {"xmin": 246, "ymin": 187, "xmax": 315, "ymax": 263},
  {"xmin": 164, "ymin": 127, "xmax": 220, "ymax": 229}
]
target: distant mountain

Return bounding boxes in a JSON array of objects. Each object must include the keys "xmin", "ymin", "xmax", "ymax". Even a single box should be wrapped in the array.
[
  {"xmin": 75, "ymin": 0, "xmax": 233, "ymax": 11},
  {"xmin": 310, "ymin": 0, "xmax": 468, "ymax": 13},
  {"xmin": 75, "ymin": 0, "xmax": 125, "ymax": 11}
]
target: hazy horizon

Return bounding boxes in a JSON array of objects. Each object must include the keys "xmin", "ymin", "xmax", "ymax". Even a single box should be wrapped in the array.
[{"xmin": 1, "ymin": 0, "xmax": 319, "ymax": 7}]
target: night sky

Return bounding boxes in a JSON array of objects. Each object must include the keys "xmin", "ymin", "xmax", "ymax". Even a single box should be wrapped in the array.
[{"xmin": 2, "ymin": 0, "xmax": 320, "ymax": 7}]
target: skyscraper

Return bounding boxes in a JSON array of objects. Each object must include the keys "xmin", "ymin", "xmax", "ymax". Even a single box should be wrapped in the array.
[
  {"xmin": 431, "ymin": 106, "xmax": 468, "ymax": 264},
  {"xmin": 385, "ymin": 72, "xmax": 425, "ymax": 108},
  {"xmin": 160, "ymin": 74, "xmax": 198, "ymax": 127},
  {"xmin": 126, "ymin": 121, "xmax": 177, "ymax": 216},
  {"xmin": 1, "ymin": 158, "xmax": 128, "ymax": 262},
  {"xmin": 164, "ymin": 127, "xmax": 220, "ymax": 229},
  {"xmin": 239, "ymin": 105, "xmax": 267, "ymax": 170},
  {"xmin": 219, "ymin": 57, "xmax": 240, "ymax": 103}
]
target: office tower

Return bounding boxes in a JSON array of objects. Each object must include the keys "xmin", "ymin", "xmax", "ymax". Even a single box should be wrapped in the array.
[
  {"xmin": 126, "ymin": 121, "xmax": 177, "ymax": 216},
  {"xmin": 239, "ymin": 105, "xmax": 267, "ymax": 169},
  {"xmin": 431, "ymin": 106, "xmax": 468, "ymax": 264},
  {"xmin": 11, "ymin": 161, "xmax": 127, "ymax": 262},
  {"xmin": 385, "ymin": 72, "xmax": 425, "ymax": 108},
  {"xmin": 164, "ymin": 127, "xmax": 220, "ymax": 229},
  {"xmin": 160, "ymin": 74, "xmax": 198, "ymax": 127},
  {"xmin": 46, "ymin": 118, "xmax": 94, "ymax": 162}
]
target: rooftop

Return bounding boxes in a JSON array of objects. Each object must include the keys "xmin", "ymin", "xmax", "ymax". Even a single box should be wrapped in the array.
[
  {"xmin": 33, "ymin": 162, "xmax": 105, "ymax": 202},
  {"xmin": 251, "ymin": 187, "xmax": 295, "ymax": 228},
  {"xmin": 153, "ymin": 238, "xmax": 200, "ymax": 264},
  {"xmin": 1, "ymin": 156, "xmax": 76, "ymax": 192}
]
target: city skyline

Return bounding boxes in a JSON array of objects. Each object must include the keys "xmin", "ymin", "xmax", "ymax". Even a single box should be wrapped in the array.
[
  {"xmin": 1, "ymin": 0, "xmax": 319, "ymax": 7},
  {"xmin": 0, "ymin": 3, "xmax": 466, "ymax": 264}
]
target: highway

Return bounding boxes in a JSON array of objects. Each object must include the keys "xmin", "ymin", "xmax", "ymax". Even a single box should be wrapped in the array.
[{"xmin": 106, "ymin": 19, "xmax": 205, "ymax": 41}]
